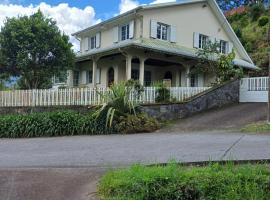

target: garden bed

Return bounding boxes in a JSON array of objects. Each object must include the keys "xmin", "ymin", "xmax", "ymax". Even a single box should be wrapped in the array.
[{"xmin": 99, "ymin": 163, "xmax": 270, "ymax": 200}]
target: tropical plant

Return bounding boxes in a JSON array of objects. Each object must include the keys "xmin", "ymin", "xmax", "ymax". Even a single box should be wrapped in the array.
[
  {"xmin": 95, "ymin": 81, "xmax": 143, "ymax": 128},
  {"xmin": 153, "ymin": 81, "xmax": 171, "ymax": 103}
]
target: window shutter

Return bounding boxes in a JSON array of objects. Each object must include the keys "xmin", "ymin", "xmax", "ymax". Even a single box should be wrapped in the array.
[
  {"xmin": 170, "ymin": 25, "xmax": 177, "ymax": 43},
  {"xmin": 96, "ymin": 68, "xmax": 101, "ymax": 84},
  {"xmin": 215, "ymin": 38, "xmax": 220, "ymax": 52},
  {"xmin": 227, "ymin": 42, "xmax": 233, "ymax": 54},
  {"xmin": 150, "ymin": 20, "xmax": 157, "ymax": 38},
  {"xmin": 113, "ymin": 26, "xmax": 119, "ymax": 43},
  {"xmin": 129, "ymin": 20, "xmax": 134, "ymax": 39},
  {"xmin": 193, "ymin": 32, "xmax": 200, "ymax": 48},
  {"xmin": 85, "ymin": 37, "xmax": 89, "ymax": 51},
  {"xmin": 96, "ymin": 32, "xmax": 101, "ymax": 48}
]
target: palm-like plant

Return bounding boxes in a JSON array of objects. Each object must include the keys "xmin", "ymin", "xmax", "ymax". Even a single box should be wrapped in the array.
[{"xmin": 95, "ymin": 81, "xmax": 142, "ymax": 128}]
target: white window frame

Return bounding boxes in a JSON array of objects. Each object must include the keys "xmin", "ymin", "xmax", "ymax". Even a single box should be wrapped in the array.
[
  {"xmin": 120, "ymin": 24, "xmax": 130, "ymax": 41},
  {"xmin": 86, "ymin": 70, "xmax": 93, "ymax": 84},
  {"xmin": 199, "ymin": 34, "xmax": 209, "ymax": 49},
  {"xmin": 220, "ymin": 40, "xmax": 228, "ymax": 54},
  {"xmin": 157, "ymin": 22, "xmax": 169, "ymax": 41},
  {"xmin": 89, "ymin": 36, "xmax": 96, "ymax": 50}
]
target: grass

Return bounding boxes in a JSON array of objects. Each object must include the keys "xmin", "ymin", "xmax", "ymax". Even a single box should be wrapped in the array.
[
  {"xmin": 242, "ymin": 122, "xmax": 270, "ymax": 133},
  {"xmin": 98, "ymin": 162, "xmax": 270, "ymax": 200}
]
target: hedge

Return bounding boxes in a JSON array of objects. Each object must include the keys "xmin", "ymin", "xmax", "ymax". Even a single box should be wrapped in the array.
[
  {"xmin": 0, "ymin": 111, "xmax": 160, "ymax": 138},
  {"xmin": 0, "ymin": 111, "xmax": 113, "ymax": 138},
  {"xmin": 99, "ymin": 163, "xmax": 270, "ymax": 200}
]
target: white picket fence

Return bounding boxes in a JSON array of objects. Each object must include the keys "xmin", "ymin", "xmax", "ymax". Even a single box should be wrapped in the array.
[
  {"xmin": 0, "ymin": 87, "xmax": 210, "ymax": 107},
  {"xmin": 240, "ymin": 77, "xmax": 269, "ymax": 102}
]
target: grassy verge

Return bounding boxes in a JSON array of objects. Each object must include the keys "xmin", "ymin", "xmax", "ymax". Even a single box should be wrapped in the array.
[
  {"xmin": 99, "ymin": 163, "xmax": 270, "ymax": 200},
  {"xmin": 242, "ymin": 122, "xmax": 270, "ymax": 133}
]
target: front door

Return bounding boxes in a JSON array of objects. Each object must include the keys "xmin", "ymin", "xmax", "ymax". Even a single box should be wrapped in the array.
[{"xmin": 108, "ymin": 67, "xmax": 114, "ymax": 86}]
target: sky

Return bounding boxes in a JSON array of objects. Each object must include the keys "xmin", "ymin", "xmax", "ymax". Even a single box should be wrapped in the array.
[{"xmin": 0, "ymin": 0, "xmax": 178, "ymax": 50}]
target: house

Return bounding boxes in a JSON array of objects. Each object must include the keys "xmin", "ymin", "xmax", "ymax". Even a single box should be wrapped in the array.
[{"xmin": 65, "ymin": 0, "xmax": 256, "ymax": 88}]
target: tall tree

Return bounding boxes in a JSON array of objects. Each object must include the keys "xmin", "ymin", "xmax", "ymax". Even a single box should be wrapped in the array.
[{"xmin": 0, "ymin": 10, "xmax": 75, "ymax": 89}]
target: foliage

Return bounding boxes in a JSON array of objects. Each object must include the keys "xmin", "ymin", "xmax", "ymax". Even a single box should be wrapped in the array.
[
  {"xmin": 95, "ymin": 81, "xmax": 143, "ymax": 128},
  {"xmin": 242, "ymin": 122, "xmax": 270, "ymax": 132},
  {"xmin": 115, "ymin": 114, "xmax": 160, "ymax": 134},
  {"xmin": 194, "ymin": 41, "xmax": 243, "ymax": 84},
  {"xmin": 258, "ymin": 16, "xmax": 269, "ymax": 26},
  {"xmin": 99, "ymin": 162, "xmax": 270, "ymax": 200},
  {"xmin": 227, "ymin": 5, "xmax": 270, "ymax": 76},
  {"xmin": 0, "ymin": 10, "xmax": 75, "ymax": 89},
  {"xmin": 250, "ymin": 3, "xmax": 265, "ymax": 21},
  {"xmin": 153, "ymin": 82, "xmax": 171, "ymax": 103},
  {"xmin": 216, "ymin": 0, "xmax": 266, "ymax": 11},
  {"xmin": 0, "ymin": 111, "xmax": 113, "ymax": 138}
]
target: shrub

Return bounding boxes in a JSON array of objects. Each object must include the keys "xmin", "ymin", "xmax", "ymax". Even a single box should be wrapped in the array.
[
  {"xmin": 258, "ymin": 16, "xmax": 269, "ymax": 27},
  {"xmin": 99, "ymin": 163, "xmax": 270, "ymax": 200},
  {"xmin": 249, "ymin": 4, "xmax": 265, "ymax": 21},
  {"xmin": 154, "ymin": 82, "xmax": 171, "ymax": 103},
  {"xmin": 115, "ymin": 114, "xmax": 160, "ymax": 134},
  {"xmin": 0, "ymin": 111, "xmax": 113, "ymax": 138}
]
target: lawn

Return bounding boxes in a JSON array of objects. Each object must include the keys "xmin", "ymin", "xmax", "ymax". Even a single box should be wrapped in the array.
[
  {"xmin": 99, "ymin": 163, "xmax": 270, "ymax": 200},
  {"xmin": 242, "ymin": 122, "xmax": 270, "ymax": 133}
]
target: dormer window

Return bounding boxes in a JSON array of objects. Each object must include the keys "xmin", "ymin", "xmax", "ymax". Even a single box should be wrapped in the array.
[
  {"xmin": 157, "ymin": 23, "xmax": 169, "ymax": 41},
  {"xmin": 121, "ymin": 24, "xmax": 130, "ymax": 41}
]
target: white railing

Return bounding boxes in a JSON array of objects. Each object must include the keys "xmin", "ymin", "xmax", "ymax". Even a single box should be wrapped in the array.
[
  {"xmin": 241, "ymin": 77, "xmax": 269, "ymax": 91},
  {"xmin": 0, "ymin": 87, "xmax": 210, "ymax": 107},
  {"xmin": 240, "ymin": 77, "xmax": 269, "ymax": 103}
]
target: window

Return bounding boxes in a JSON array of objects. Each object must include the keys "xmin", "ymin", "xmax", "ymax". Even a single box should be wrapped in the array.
[
  {"xmin": 121, "ymin": 24, "xmax": 130, "ymax": 41},
  {"xmin": 86, "ymin": 70, "xmax": 93, "ymax": 84},
  {"xmin": 157, "ymin": 23, "xmax": 168, "ymax": 40},
  {"xmin": 73, "ymin": 71, "xmax": 80, "ymax": 87},
  {"xmin": 131, "ymin": 69, "xmax": 139, "ymax": 80},
  {"xmin": 220, "ymin": 40, "xmax": 228, "ymax": 54},
  {"xmin": 190, "ymin": 74, "xmax": 198, "ymax": 87},
  {"xmin": 88, "ymin": 36, "xmax": 96, "ymax": 50},
  {"xmin": 144, "ymin": 71, "xmax": 152, "ymax": 86},
  {"xmin": 199, "ymin": 34, "xmax": 208, "ymax": 49}
]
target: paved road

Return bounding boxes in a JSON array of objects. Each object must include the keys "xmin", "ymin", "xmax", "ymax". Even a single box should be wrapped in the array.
[
  {"xmin": 161, "ymin": 103, "xmax": 267, "ymax": 132},
  {"xmin": 0, "ymin": 131, "xmax": 270, "ymax": 168}
]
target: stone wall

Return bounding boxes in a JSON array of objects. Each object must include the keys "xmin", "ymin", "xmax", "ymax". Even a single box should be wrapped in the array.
[
  {"xmin": 141, "ymin": 79, "xmax": 240, "ymax": 120},
  {"xmin": 0, "ymin": 106, "xmax": 94, "ymax": 115},
  {"xmin": 0, "ymin": 80, "xmax": 239, "ymax": 120}
]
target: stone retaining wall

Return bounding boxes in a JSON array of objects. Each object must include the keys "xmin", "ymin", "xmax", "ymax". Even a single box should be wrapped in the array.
[{"xmin": 141, "ymin": 79, "xmax": 240, "ymax": 120}]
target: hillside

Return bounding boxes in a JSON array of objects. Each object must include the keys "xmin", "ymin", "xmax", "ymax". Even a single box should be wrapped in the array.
[{"xmin": 227, "ymin": 4, "xmax": 270, "ymax": 75}]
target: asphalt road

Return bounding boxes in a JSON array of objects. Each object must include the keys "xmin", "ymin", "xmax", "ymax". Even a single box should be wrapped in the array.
[{"xmin": 0, "ymin": 131, "xmax": 270, "ymax": 168}]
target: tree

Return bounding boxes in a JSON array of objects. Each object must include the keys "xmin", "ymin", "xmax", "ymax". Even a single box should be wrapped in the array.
[
  {"xmin": 192, "ymin": 41, "xmax": 243, "ymax": 84},
  {"xmin": 216, "ymin": 0, "xmax": 267, "ymax": 11},
  {"xmin": 0, "ymin": 10, "xmax": 75, "ymax": 89}
]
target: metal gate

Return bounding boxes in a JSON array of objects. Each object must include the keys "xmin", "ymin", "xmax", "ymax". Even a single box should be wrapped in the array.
[{"xmin": 240, "ymin": 77, "xmax": 268, "ymax": 102}]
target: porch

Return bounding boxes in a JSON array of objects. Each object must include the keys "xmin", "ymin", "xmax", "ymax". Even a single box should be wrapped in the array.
[{"xmin": 66, "ymin": 47, "xmax": 214, "ymax": 88}]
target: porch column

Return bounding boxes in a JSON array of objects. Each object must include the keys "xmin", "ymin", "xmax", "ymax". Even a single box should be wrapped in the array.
[
  {"xmin": 139, "ymin": 57, "xmax": 146, "ymax": 85},
  {"xmin": 186, "ymin": 66, "xmax": 191, "ymax": 87},
  {"xmin": 92, "ymin": 59, "xmax": 98, "ymax": 87},
  {"xmin": 67, "ymin": 70, "xmax": 74, "ymax": 87},
  {"xmin": 126, "ymin": 55, "xmax": 132, "ymax": 80},
  {"xmin": 175, "ymin": 68, "xmax": 180, "ymax": 87},
  {"xmin": 81, "ymin": 71, "xmax": 87, "ymax": 85}
]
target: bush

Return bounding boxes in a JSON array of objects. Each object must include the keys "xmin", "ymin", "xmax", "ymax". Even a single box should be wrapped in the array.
[
  {"xmin": 99, "ymin": 163, "xmax": 270, "ymax": 200},
  {"xmin": 249, "ymin": 4, "xmax": 265, "ymax": 21},
  {"xmin": 115, "ymin": 114, "xmax": 160, "ymax": 134},
  {"xmin": 258, "ymin": 16, "xmax": 269, "ymax": 27},
  {"xmin": 154, "ymin": 82, "xmax": 171, "ymax": 103},
  {"xmin": 0, "ymin": 111, "xmax": 113, "ymax": 138}
]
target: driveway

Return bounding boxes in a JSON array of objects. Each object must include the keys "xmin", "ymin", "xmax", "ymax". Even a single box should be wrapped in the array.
[{"xmin": 161, "ymin": 103, "xmax": 267, "ymax": 132}]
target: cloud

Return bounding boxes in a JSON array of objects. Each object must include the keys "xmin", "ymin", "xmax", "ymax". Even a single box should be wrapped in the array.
[
  {"xmin": 119, "ymin": 0, "xmax": 139, "ymax": 14},
  {"xmin": 150, "ymin": 0, "xmax": 176, "ymax": 4},
  {"xmin": 0, "ymin": 2, "xmax": 101, "ymax": 51}
]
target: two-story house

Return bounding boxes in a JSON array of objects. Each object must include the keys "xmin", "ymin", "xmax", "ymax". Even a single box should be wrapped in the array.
[{"xmin": 66, "ymin": 0, "xmax": 256, "ymax": 88}]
